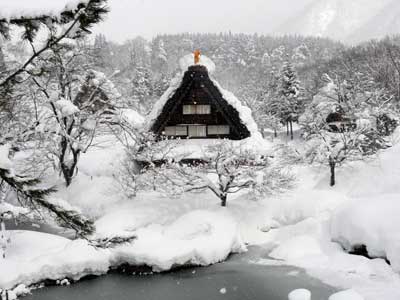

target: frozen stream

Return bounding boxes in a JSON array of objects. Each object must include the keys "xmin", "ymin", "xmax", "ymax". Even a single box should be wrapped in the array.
[{"xmin": 22, "ymin": 247, "xmax": 337, "ymax": 300}]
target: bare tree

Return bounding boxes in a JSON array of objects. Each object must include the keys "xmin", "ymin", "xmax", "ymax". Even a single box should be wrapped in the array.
[{"xmin": 135, "ymin": 140, "xmax": 294, "ymax": 207}]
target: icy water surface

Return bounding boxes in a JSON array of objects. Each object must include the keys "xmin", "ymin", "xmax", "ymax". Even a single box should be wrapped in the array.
[{"xmin": 23, "ymin": 247, "xmax": 337, "ymax": 300}]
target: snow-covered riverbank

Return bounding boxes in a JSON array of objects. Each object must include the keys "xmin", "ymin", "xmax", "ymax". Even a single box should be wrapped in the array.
[{"xmin": 0, "ymin": 209, "xmax": 245, "ymax": 294}]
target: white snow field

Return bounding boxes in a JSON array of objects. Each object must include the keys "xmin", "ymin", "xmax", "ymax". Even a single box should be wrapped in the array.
[{"xmin": 255, "ymin": 129, "xmax": 400, "ymax": 300}]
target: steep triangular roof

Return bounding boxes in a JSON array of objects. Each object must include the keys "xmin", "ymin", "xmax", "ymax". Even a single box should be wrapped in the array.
[{"xmin": 146, "ymin": 54, "xmax": 260, "ymax": 140}]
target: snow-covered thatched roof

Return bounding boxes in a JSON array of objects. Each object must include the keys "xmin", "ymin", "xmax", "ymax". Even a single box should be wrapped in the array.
[{"xmin": 146, "ymin": 53, "xmax": 261, "ymax": 139}]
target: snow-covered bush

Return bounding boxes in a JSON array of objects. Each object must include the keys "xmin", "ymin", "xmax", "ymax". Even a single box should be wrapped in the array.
[
  {"xmin": 134, "ymin": 140, "xmax": 294, "ymax": 206},
  {"xmin": 300, "ymin": 74, "xmax": 393, "ymax": 186}
]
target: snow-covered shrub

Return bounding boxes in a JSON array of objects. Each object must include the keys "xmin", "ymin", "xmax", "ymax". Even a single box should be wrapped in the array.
[
  {"xmin": 134, "ymin": 140, "xmax": 294, "ymax": 206},
  {"xmin": 300, "ymin": 74, "xmax": 394, "ymax": 186}
]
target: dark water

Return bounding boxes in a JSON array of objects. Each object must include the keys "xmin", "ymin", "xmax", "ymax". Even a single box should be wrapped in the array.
[{"xmin": 23, "ymin": 248, "xmax": 337, "ymax": 300}]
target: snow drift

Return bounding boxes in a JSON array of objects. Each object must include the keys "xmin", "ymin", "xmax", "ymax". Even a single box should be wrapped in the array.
[{"xmin": 0, "ymin": 210, "xmax": 245, "ymax": 290}]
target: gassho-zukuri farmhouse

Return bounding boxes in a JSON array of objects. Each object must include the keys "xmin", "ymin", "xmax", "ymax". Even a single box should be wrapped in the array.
[{"xmin": 140, "ymin": 51, "xmax": 269, "ymax": 161}]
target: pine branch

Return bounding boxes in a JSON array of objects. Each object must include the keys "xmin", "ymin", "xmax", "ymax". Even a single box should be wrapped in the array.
[{"xmin": 0, "ymin": 167, "xmax": 94, "ymax": 237}]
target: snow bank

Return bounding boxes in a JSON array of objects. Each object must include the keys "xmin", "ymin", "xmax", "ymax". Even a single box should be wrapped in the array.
[
  {"xmin": 111, "ymin": 210, "xmax": 246, "ymax": 271},
  {"xmin": 0, "ymin": 210, "xmax": 245, "ymax": 289},
  {"xmin": 331, "ymin": 195, "xmax": 400, "ymax": 271},
  {"xmin": 288, "ymin": 289, "xmax": 311, "ymax": 300},
  {"xmin": 0, "ymin": 0, "xmax": 89, "ymax": 21},
  {"xmin": 0, "ymin": 144, "xmax": 12, "ymax": 170},
  {"xmin": 329, "ymin": 289, "xmax": 364, "ymax": 300},
  {"xmin": 270, "ymin": 235, "xmax": 324, "ymax": 261},
  {"xmin": 0, "ymin": 230, "xmax": 110, "ymax": 290}
]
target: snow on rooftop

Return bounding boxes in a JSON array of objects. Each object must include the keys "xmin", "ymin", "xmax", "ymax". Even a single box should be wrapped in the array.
[
  {"xmin": 137, "ymin": 138, "xmax": 271, "ymax": 162},
  {"xmin": 0, "ymin": 0, "xmax": 89, "ymax": 21},
  {"xmin": 179, "ymin": 53, "xmax": 216, "ymax": 74},
  {"xmin": 146, "ymin": 54, "xmax": 261, "ymax": 139}
]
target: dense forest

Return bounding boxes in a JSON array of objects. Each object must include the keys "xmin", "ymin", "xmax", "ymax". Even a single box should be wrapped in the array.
[{"xmin": 88, "ymin": 33, "xmax": 400, "ymax": 128}]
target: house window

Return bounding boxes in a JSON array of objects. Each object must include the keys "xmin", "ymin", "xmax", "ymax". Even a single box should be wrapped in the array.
[
  {"xmin": 188, "ymin": 125, "xmax": 207, "ymax": 137},
  {"xmin": 208, "ymin": 125, "xmax": 230, "ymax": 135},
  {"xmin": 196, "ymin": 105, "xmax": 211, "ymax": 114},
  {"xmin": 183, "ymin": 105, "xmax": 211, "ymax": 115},
  {"xmin": 175, "ymin": 126, "xmax": 188, "ymax": 136},
  {"xmin": 164, "ymin": 126, "xmax": 188, "ymax": 136}
]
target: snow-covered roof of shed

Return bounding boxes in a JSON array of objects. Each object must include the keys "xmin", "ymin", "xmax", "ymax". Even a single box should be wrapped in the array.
[
  {"xmin": 0, "ymin": 0, "xmax": 89, "ymax": 20},
  {"xmin": 137, "ymin": 137, "xmax": 272, "ymax": 162},
  {"xmin": 146, "ymin": 54, "xmax": 261, "ymax": 138}
]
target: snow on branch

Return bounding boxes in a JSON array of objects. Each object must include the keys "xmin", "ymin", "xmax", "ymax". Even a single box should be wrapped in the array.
[{"xmin": 134, "ymin": 140, "xmax": 294, "ymax": 206}]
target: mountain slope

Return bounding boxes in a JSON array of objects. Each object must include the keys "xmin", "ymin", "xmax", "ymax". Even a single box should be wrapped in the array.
[
  {"xmin": 347, "ymin": 0, "xmax": 400, "ymax": 43},
  {"xmin": 277, "ymin": 0, "xmax": 395, "ymax": 42}
]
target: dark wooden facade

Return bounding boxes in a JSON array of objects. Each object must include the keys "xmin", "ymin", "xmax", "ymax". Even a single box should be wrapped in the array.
[{"xmin": 151, "ymin": 65, "xmax": 251, "ymax": 140}]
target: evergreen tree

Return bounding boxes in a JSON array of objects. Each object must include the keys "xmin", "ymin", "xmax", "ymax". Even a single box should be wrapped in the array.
[
  {"xmin": 130, "ymin": 66, "xmax": 153, "ymax": 113},
  {"xmin": 0, "ymin": 145, "xmax": 94, "ymax": 236},
  {"xmin": 278, "ymin": 60, "xmax": 301, "ymax": 140}
]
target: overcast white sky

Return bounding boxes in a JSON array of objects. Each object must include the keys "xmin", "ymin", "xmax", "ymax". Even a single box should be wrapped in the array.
[
  {"xmin": 2, "ymin": 0, "xmax": 315, "ymax": 42},
  {"xmin": 93, "ymin": 0, "xmax": 315, "ymax": 42}
]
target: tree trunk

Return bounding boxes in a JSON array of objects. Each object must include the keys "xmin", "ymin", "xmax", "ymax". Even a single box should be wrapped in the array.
[
  {"xmin": 274, "ymin": 129, "xmax": 277, "ymax": 138},
  {"xmin": 286, "ymin": 121, "xmax": 289, "ymax": 136},
  {"xmin": 329, "ymin": 160, "xmax": 336, "ymax": 187},
  {"xmin": 290, "ymin": 120, "xmax": 293, "ymax": 140},
  {"xmin": 220, "ymin": 194, "xmax": 227, "ymax": 207}
]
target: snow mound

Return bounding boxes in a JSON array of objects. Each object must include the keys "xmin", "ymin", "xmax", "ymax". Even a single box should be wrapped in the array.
[
  {"xmin": 329, "ymin": 289, "xmax": 364, "ymax": 300},
  {"xmin": 270, "ymin": 235, "xmax": 324, "ymax": 261},
  {"xmin": 331, "ymin": 194, "xmax": 400, "ymax": 271},
  {"xmin": 288, "ymin": 289, "xmax": 311, "ymax": 300},
  {"xmin": 179, "ymin": 53, "xmax": 216, "ymax": 74},
  {"xmin": 0, "ymin": 0, "xmax": 89, "ymax": 21},
  {"xmin": 111, "ymin": 210, "xmax": 246, "ymax": 271},
  {"xmin": 0, "ymin": 144, "xmax": 12, "ymax": 170},
  {"xmin": 0, "ymin": 210, "xmax": 245, "ymax": 289},
  {"xmin": 0, "ymin": 231, "xmax": 110, "ymax": 290}
]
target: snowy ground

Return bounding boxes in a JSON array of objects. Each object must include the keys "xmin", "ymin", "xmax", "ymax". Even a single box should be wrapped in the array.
[
  {"xmin": 2, "ymin": 129, "xmax": 400, "ymax": 299},
  {"xmin": 255, "ymin": 127, "xmax": 400, "ymax": 300}
]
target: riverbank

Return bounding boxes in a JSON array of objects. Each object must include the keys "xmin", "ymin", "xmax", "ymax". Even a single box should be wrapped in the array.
[{"xmin": 22, "ymin": 247, "xmax": 337, "ymax": 300}]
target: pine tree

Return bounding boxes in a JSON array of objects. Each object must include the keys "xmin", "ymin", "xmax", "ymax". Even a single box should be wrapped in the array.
[
  {"xmin": 130, "ymin": 66, "xmax": 153, "ymax": 113},
  {"xmin": 0, "ymin": 0, "xmax": 108, "ymax": 234},
  {"xmin": 279, "ymin": 60, "xmax": 301, "ymax": 140},
  {"xmin": 0, "ymin": 145, "xmax": 94, "ymax": 236}
]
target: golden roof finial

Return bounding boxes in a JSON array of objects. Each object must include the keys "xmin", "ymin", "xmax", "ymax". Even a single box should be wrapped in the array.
[{"xmin": 194, "ymin": 49, "xmax": 201, "ymax": 64}]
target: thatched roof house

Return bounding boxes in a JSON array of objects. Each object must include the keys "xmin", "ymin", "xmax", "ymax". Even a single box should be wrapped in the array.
[{"xmin": 146, "ymin": 52, "xmax": 260, "ymax": 141}]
